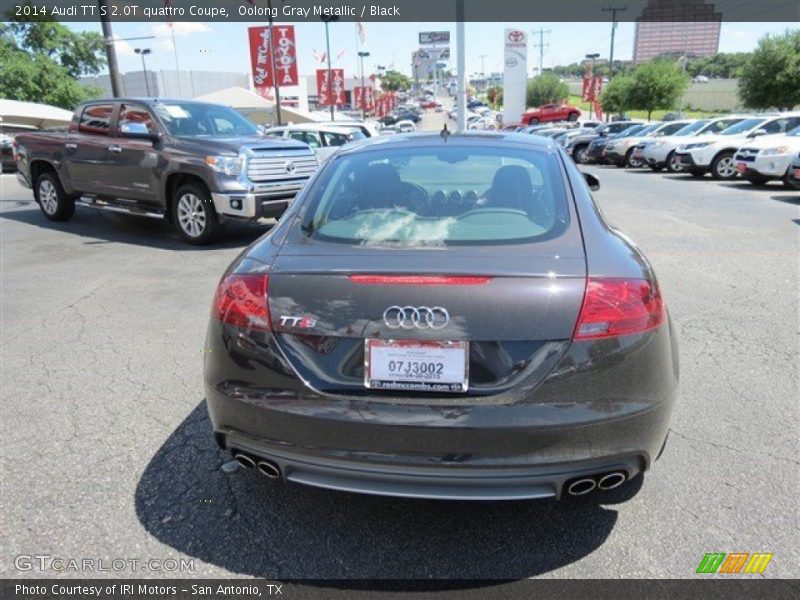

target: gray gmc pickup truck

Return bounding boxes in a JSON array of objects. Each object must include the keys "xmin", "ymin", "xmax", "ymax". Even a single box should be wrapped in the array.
[{"xmin": 14, "ymin": 98, "xmax": 318, "ymax": 244}]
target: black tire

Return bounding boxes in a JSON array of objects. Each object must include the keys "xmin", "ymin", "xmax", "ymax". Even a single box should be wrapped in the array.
[
  {"xmin": 34, "ymin": 171, "xmax": 75, "ymax": 221},
  {"xmin": 171, "ymin": 182, "xmax": 221, "ymax": 245},
  {"xmin": 649, "ymin": 164, "xmax": 665, "ymax": 172},
  {"xmin": 710, "ymin": 151, "xmax": 737, "ymax": 180},
  {"xmin": 665, "ymin": 151, "xmax": 683, "ymax": 173},
  {"xmin": 742, "ymin": 172, "xmax": 770, "ymax": 186},
  {"xmin": 528, "ymin": 118, "xmax": 539, "ymax": 125},
  {"xmin": 624, "ymin": 148, "xmax": 641, "ymax": 168},
  {"xmin": 572, "ymin": 144, "xmax": 589, "ymax": 164},
  {"xmin": 783, "ymin": 169, "xmax": 797, "ymax": 189},
  {"xmin": 567, "ymin": 112, "xmax": 579, "ymax": 122}
]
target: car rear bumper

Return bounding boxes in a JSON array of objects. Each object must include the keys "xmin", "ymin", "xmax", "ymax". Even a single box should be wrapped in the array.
[{"xmin": 205, "ymin": 323, "xmax": 679, "ymax": 500}]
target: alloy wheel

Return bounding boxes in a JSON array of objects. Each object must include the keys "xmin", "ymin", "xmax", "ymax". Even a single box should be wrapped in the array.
[
  {"xmin": 39, "ymin": 179, "xmax": 58, "ymax": 215},
  {"xmin": 177, "ymin": 193, "xmax": 207, "ymax": 238},
  {"xmin": 715, "ymin": 156, "xmax": 736, "ymax": 178}
]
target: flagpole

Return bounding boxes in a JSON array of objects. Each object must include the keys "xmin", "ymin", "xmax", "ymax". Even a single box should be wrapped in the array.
[
  {"xmin": 171, "ymin": 27, "xmax": 183, "ymax": 98},
  {"xmin": 266, "ymin": 0, "xmax": 282, "ymax": 124}
]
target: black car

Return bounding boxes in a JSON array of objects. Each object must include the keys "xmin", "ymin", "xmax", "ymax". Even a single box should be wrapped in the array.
[{"xmin": 204, "ymin": 132, "xmax": 679, "ymax": 501}]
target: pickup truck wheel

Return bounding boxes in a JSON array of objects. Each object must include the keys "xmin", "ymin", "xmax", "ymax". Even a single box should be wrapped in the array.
[
  {"xmin": 528, "ymin": 118, "xmax": 539, "ymax": 125},
  {"xmin": 35, "ymin": 172, "xmax": 74, "ymax": 221},
  {"xmin": 172, "ymin": 183, "xmax": 220, "ymax": 245},
  {"xmin": 567, "ymin": 112, "xmax": 579, "ymax": 122}
]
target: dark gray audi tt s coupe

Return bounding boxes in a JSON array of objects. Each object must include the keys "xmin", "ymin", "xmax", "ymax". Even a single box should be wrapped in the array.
[{"xmin": 204, "ymin": 131, "xmax": 679, "ymax": 501}]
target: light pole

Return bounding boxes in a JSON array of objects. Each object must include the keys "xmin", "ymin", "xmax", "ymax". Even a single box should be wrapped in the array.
[
  {"xmin": 98, "ymin": 0, "xmax": 123, "ymax": 97},
  {"xmin": 358, "ymin": 50, "xmax": 370, "ymax": 120},
  {"xmin": 135, "ymin": 48, "xmax": 152, "ymax": 96},
  {"xmin": 321, "ymin": 14, "xmax": 339, "ymax": 120}
]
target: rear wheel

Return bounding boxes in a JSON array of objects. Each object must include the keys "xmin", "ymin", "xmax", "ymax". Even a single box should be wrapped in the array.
[
  {"xmin": 572, "ymin": 144, "xmax": 589, "ymax": 164},
  {"xmin": 528, "ymin": 118, "xmax": 539, "ymax": 125},
  {"xmin": 172, "ymin": 182, "xmax": 220, "ymax": 245},
  {"xmin": 567, "ymin": 112, "xmax": 579, "ymax": 122},
  {"xmin": 666, "ymin": 151, "xmax": 683, "ymax": 173},
  {"xmin": 711, "ymin": 151, "xmax": 737, "ymax": 180},
  {"xmin": 35, "ymin": 172, "xmax": 75, "ymax": 221},
  {"xmin": 624, "ymin": 148, "xmax": 643, "ymax": 168}
]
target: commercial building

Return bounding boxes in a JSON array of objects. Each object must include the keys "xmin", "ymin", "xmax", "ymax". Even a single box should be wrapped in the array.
[
  {"xmin": 80, "ymin": 70, "xmax": 250, "ymax": 99},
  {"xmin": 633, "ymin": 0, "xmax": 722, "ymax": 63}
]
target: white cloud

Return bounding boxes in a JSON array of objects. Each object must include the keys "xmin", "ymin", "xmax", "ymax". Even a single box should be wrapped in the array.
[
  {"xmin": 111, "ymin": 34, "xmax": 135, "ymax": 57},
  {"xmin": 152, "ymin": 22, "xmax": 212, "ymax": 38}
]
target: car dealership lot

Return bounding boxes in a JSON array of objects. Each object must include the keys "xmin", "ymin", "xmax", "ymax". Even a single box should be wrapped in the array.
[{"xmin": 0, "ymin": 168, "xmax": 797, "ymax": 579}]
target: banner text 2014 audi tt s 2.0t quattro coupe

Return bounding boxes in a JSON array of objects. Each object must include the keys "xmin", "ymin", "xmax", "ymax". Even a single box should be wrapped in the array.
[{"xmin": 204, "ymin": 131, "xmax": 679, "ymax": 501}]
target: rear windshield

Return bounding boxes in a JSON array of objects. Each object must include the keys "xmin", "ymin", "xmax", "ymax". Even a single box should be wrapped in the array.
[{"xmin": 302, "ymin": 145, "xmax": 569, "ymax": 247}]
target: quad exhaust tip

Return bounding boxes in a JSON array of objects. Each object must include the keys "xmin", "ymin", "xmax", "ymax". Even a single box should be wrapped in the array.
[
  {"xmin": 566, "ymin": 471, "xmax": 628, "ymax": 496},
  {"xmin": 256, "ymin": 460, "xmax": 281, "ymax": 479},
  {"xmin": 233, "ymin": 453, "xmax": 256, "ymax": 469},
  {"xmin": 567, "ymin": 478, "xmax": 596, "ymax": 496},
  {"xmin": 597, "ymin": 471, "xmax": 627, "ymax": 490}
]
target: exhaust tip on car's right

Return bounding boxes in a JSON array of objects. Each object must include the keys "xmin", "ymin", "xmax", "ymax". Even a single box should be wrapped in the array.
[{"xmin": 565, "ymin": 471, "xmax": 628, "ymax": 496}]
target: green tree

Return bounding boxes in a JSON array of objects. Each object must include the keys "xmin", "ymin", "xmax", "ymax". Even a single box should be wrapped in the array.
[
  {"xmin": 486, "ymin": 85, "xmax": 503, "ymax": 107},
  {"xmin": 526, "ymin": 73, "xmax": 569, "ymax": 107},
  {"xmin": 600, "ymin": 74, "xmax": 634, "ymax": 116},
  {"xmin": 739, "ymin": 30, "xmax": 800, "ymax": 111},
  {"xmin": 627, "ymin": 60, "xmax": 689, "ymax": 120},
  {"xmin": 0, "ymin": 19, "xmax": 106, "ymax": 109},
  {"xmin": 380, "ymin": 69, "xmax": 412, "ymax": 92}
]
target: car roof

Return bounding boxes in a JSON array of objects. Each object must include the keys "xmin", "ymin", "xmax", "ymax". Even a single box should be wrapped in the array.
[{"xmin": 335, "ymin": 130, "xmax": 557, "ymax": 157}]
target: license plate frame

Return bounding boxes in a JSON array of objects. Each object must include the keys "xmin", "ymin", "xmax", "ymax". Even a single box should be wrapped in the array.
[{"xmin": 364, "ymin": 339, "xmax": 469, "ymax": 393}]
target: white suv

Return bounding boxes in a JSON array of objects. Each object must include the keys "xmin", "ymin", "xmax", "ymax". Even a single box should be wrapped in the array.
[
  {"xmin": 734, "ymin": 126, "xmax": 800, "ymax": 186},
  {"xmin": 674, "ymin": 113, "xmax": 800, "ymax": 179},
  {"xmin": 641, "ymin": 116, "xmax": 747, "ymax": 173}
]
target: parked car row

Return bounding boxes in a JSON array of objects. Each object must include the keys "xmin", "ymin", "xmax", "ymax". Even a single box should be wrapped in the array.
[{"xmin": 556, "ymin": 111, "xmax": 800, "ymax": 189}]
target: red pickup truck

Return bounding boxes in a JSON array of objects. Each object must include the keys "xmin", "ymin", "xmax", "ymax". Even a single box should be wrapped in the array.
[{"xmin": 521, "ymin": 102, "xmax": 581, "ymax": 125}]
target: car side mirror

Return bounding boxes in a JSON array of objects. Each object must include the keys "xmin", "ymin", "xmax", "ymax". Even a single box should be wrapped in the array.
[
  {"xmin": 749, "ymin": 129, "xmax": 768, "ymax": 138},
  {"xmin": 119, "ymin": 122, "xmax": 158, "ymax": 141},
  {"xmin": 582, "ymin": 172, "xmax": 600, "ymax": 191}
]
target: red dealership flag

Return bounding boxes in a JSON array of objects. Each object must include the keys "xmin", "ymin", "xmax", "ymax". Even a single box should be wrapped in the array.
[
  {"xmin": 248, "ymin": 25, "xmax": 298, "ymax": 92},
  {"xmin": 354, "ymin": 86, "xmax": 374, "ymax": 110},
  {"xmin": 316, "ymin": 68, "xmax": 345, "ymax": 106}
]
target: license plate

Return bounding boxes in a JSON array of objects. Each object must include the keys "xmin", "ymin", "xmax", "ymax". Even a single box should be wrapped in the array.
[
  {"xmin": 736, "ymin": 162, "xmax": 746, "ymax": 173},
  {"xmin": 365, "ymin": 339, "xmax": 468, "ymax": 393}
]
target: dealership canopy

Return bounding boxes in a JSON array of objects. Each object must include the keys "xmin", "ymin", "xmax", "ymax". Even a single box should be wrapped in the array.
[
  {"xmin": 0, "ymin": 99, "xmax": 74, "ymax": 130},
  {"xmin": 195, "ymin": 87, "xmax": 316, "ymax": 125}
]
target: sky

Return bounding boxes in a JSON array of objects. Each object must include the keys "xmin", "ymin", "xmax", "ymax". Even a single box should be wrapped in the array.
[{"xmin": 68, "ymin": 20, "xmax": 793, "ymax": 80}]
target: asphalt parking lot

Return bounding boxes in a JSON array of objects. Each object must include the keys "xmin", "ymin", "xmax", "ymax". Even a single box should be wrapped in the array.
[{"xmin": 0, "ymin": 155, "xmax": 798, "ymax": 580}]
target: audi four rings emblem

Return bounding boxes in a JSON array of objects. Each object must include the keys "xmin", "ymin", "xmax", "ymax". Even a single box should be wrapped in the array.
[{"xmin": 383, "ymin": 306, "xmax": 450, "ymax": 329}]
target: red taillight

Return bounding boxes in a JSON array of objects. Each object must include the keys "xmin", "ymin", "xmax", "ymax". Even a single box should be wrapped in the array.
[
  {"xmin": 573, "ymin": 278, "xmax": 664, "ymax": 340},
  {"xmin": 348, "ymin": 275, "xmax": 492, "ymax": 286},
  {"xmin": 213, "ymin": 273, "xmax": 272, "ymax": 331}
]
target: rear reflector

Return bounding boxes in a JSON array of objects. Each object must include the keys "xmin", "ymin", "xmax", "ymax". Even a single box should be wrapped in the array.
[
  {"xmin": 573, "ymin": 278, "xmax": 664, "ymax": 340},
  {"xmin": 348, "ymin": 275, "xmax": 491, "ymax": 286},
  {"xmin": 213, "ymin": 273, "xmax": 272, "ymax": 331}
]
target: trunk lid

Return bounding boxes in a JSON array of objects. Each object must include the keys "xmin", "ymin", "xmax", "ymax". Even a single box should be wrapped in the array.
[{"xmin": 266, "ymin": 240, "xmax": 586, "ymax": 398}]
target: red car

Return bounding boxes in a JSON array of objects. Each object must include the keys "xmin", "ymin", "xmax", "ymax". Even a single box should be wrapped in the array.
[{"xmin": 521, "ymin": 102, "xmax": 581, "ymax": 125}]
